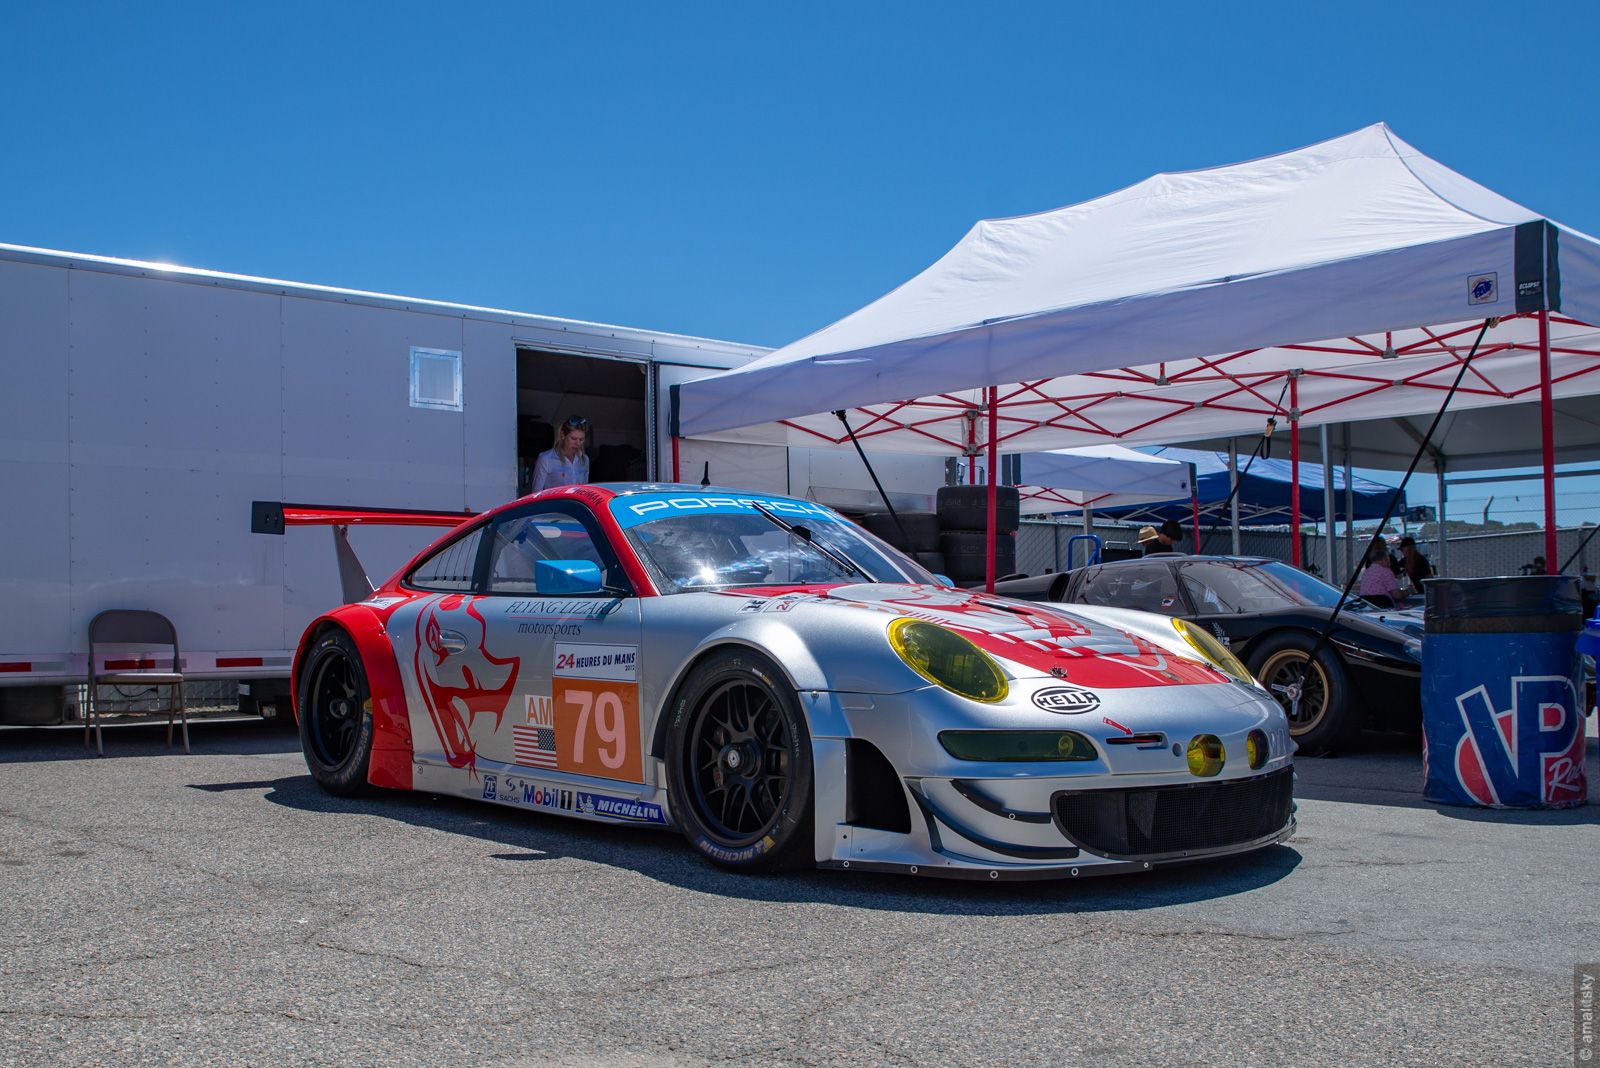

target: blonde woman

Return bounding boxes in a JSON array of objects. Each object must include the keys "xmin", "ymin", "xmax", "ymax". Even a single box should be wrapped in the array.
[{"xmin": 532, "ymin": 416, "xmax": 591, "ymax": 493}]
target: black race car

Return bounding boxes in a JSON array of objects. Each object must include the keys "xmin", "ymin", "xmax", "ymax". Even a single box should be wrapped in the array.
[{"xmin": 994, "ymin": 555, "xmax": 1423, "ymax": 751}]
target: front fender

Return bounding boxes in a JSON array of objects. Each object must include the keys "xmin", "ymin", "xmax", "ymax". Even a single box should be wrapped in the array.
[{"xmin": 646, "ymin": 612, "xmax": 927, "ymax": 760}]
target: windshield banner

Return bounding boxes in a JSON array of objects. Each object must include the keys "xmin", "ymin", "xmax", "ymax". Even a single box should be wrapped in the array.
[{"xmin": 609, "ymin": 493, "xmax": 844, "ymax": 530}]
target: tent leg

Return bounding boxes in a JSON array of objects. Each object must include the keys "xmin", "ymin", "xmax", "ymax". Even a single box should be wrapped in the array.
[
  {"xmin": 1436, "ymin": 460, "xmax": 1448, "ymax": 575},
  {"xmin": 1343, "ymin": 425, "xmax": 1354, "ymax": 581},
  {"xmin": 1539, "ymin": 309, "xmax": 1558, "ymax": 572},
  {"xmin": 1289, "ymin": 376, "xmax": 1301, "ymax": 567},
  {"xmin": 671, "ymin": 436, "xmax": 681, "ymax": 483},
  {"xmin": 985, "ymin": 386, "xmax": 998, "ymax": 592},
  {"xmin": 1320, "ymin": 423, "xmax": 1335, "ymax": 581},
  {"xmin": 1190, "ymin": 491, "xmax": 1201, "ymax": 553},
  {"xmin": 1228, "ymin": 439, "xmax": 1240, "ymax": 556}
]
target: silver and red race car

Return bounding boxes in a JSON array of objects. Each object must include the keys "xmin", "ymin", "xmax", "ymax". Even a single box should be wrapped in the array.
[{"xmin": 293, "ymin": 483, "xmax": 1294, "ymax": 879}]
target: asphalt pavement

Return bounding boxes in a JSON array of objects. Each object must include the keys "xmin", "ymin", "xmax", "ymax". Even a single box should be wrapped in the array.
[{"xmin": 1, "ymin": 719, "xmax": 1595, "ymax": 1067}]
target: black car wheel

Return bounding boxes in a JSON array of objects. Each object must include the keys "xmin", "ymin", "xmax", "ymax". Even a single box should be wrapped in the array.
[
  {"xmin": 1247, "ymin": 632, "xmax": 1357, "ymax": 753},
  {"xmin": 666, "ymin": 649, "xmax": 814, "ymax": 871},
  {"xmin": 297, "ymin": 629, "xmax": 376, "ymax": 796}
]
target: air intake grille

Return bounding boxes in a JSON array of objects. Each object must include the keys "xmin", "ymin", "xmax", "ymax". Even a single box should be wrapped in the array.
[{"xmin": 1052, "ymin": 768, "xmax": 1293, "ymax": 859}]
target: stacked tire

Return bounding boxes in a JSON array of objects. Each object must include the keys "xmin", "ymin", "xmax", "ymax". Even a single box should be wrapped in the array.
[
  {"xmin": 936, "ymin": 485, "xmax": 1020, "ymax": 586},
  {"xmin": 859, "ymin": 510, "xmax": 945, "ymax": 575}
]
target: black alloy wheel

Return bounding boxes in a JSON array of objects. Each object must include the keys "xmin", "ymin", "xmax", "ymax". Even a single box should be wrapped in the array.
[
  {"xmin": 688, "ymin": 679, "xmax": 792, "ymax": 843},
  {"xmin": 666, "ymin": 649, "xmax": 814, "ymax": 871},
  {"xmin": 297, "ymin": 629, "xmax": 376, "ymax": 796}
]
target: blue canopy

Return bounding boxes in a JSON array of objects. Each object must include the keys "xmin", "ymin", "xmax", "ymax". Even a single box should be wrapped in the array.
[{"xmin": 1090, "ymin": 447, "xmax": 1401, "ymax": 527}]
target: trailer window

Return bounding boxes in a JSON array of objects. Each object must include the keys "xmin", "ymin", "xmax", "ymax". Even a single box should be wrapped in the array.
[
  {"xmin": 410, "ymin": 347, "xmax": 463, "ymax": 412},
  {"xmin": 409, "ymin": 528, "xmax": 485, "ymax": 592}
]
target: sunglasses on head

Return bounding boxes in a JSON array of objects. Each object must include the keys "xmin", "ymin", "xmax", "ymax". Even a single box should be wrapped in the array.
[{"xmin": 562, "ymin": 417, "xmax": 591, "ymax": 431}]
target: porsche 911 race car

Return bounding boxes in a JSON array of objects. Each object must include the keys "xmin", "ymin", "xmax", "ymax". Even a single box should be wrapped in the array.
[{"xmin": 292, "ymin": 484, "xmax": 1295, "ymax": 879}]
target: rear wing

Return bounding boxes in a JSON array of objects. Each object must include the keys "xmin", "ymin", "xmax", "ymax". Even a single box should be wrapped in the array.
[{"xmin": 250, "ymin": 500, "xmax": 480, "ymax": 603}]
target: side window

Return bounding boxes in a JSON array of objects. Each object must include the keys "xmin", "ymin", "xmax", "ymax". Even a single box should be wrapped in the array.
[
  {"xmin": 408, "ymin": 527, "xmax": 486, "ymax": 592},
  {"xmin": 487, "ymin": 511, "xmax": 607, "ymax": 595},
  {"xmin": 1179, "ymin": 562, "xmax": 1252, "ymax": 615},
  {"xmin": 1076, "ymin": 564, "xmax": 1182, "ymax": 615}
]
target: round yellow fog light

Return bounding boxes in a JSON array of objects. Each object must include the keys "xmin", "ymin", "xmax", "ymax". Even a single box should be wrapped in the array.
[
  {"xmin": 1246, "ymin": 729, "xmax": 1269, "ymax": 770},
  {"xmin": 1186, "ymin": 734, "xmax": 1224, "ymax": 777}
]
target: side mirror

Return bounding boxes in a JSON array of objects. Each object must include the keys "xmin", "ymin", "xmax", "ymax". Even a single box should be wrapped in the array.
[
  {"xmin": 934, "ymin": 574, "xmax": 956, "ymax": 588},
  {"xmin": 535, "ymin": 559, "xmax": 605, "ymax": 595}
]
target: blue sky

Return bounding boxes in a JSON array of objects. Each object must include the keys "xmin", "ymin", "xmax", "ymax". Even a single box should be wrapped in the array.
[{"xmin": 4, "ymin": 1, "xmax": 1598, "ymax": 520}]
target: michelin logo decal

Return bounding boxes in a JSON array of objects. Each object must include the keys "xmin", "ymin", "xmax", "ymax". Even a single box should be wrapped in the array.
[{"xmin": 576, "ymin": 791, "xmax": 666, "ymax": 824}]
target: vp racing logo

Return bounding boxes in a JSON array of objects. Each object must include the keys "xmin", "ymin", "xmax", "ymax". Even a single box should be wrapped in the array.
[{"xmin": 1031, "ymin": 686, "xmax": 1100, "ymax": 714}]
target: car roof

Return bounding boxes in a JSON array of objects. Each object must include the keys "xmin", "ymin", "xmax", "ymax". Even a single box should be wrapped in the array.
[{"xmin": 1092, "ymin": 554, "xmax": 1274, "ymax": 566}]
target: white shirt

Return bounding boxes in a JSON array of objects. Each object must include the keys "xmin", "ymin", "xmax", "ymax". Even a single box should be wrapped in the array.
[{"xmin": 532, "ymin": 448, "xmax": 589, "ymax": 493}]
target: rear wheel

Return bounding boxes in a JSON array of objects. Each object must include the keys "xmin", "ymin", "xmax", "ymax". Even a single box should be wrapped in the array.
[
  {"xmin": 297, "ymin": 629, "xmax": 376, "ymax": 796},
  {"xmin": 1247, "ymin": 632, "xmax": 1356, "ymax": 753},
  {"xmin": 666, "ymin": 649, "xmax": 814, "ymax": 871}
]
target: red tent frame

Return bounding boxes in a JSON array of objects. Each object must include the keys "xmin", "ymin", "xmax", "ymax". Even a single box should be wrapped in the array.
[{"xmin": 675, "ymin": 310, "xmax": 1594, "ymax": 588}]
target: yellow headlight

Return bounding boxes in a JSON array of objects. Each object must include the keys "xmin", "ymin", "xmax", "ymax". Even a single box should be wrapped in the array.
[
  {"xmin": 1246, "ymin": 728, "xmax": 1269, "ymax": 770},
  {"xmin": 1172, "ymin": 618, "xmax": 1255, "ymax": 684},
  {"xmin": 1187, "ymin": 734, "xmax": 1225, "ymax": 777},
  {"xmin": 888, "ymin": 619, "xmax": 1008, "ymax": 703}
]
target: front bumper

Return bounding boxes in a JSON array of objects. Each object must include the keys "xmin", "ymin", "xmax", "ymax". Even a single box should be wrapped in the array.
[{"xmin": 806, "ymin": 683, "xmax": 1297, "ymax": 881}]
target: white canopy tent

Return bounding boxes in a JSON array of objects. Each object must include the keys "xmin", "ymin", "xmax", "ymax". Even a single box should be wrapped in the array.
[
  {"xmin": 674, "ymin": 124, "xmax": 1600, "ymax": 583},
  {"xmin": 1014, "ymin": 444, "xmax": 1193, "ymax": 515}
]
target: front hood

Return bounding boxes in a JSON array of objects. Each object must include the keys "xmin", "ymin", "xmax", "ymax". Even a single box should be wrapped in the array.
[{"xmin": 722, "ymin": 583, "xmax": 1228, "ymax": 689}]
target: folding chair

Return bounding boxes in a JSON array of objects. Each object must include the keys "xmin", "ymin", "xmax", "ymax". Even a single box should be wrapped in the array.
[{"xmin": 85, "ymin": 610, "xmax": 188, "ymax": 756}]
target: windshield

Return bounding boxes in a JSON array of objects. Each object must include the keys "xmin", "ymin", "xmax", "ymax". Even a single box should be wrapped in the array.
[
  {"xmin": 610, "ymin": 493, "xmax": 933, "ymax": 593},
  {"xmin": 1180, "ymin": 559, "xmax": 1367, "ymax": 614}
]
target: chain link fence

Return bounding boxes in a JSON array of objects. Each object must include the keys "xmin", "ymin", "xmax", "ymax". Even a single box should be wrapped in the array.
[{"xmin": 1018, "ymin": 519, "xmax": 1600, "ymax": 581}]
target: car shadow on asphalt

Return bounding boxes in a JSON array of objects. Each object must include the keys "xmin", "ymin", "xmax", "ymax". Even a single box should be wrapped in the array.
[{"xmin": 212, "ymin": 770, "xmax": 1306, "ymax": 917}]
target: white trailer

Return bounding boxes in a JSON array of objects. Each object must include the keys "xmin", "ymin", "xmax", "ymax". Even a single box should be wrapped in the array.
[{"xmin": 0, "ymin": 243, "xmax": 940, "ymax": 725}]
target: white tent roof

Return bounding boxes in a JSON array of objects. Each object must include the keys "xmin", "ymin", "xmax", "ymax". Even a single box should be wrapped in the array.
[
  {"xmin": 1015, "ymin": 444, "xmax": 1192, "ymax": 514},
  {"xmin": 677, "ymin": 124, "xmax": 1600, "ymax": 455}
]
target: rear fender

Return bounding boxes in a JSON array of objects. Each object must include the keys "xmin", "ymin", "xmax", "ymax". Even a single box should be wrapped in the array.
[{"xmin": 293, "ymin": 605, "xmax": 413, "ymax": 791}]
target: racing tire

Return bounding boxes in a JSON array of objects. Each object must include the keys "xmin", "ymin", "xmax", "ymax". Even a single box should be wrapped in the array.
[
  {"xmin": 297, "ymin": 629, "xmax": 376, "ymax": 796},
  {"xmin": 937, "ymin": 485, "xmax": 1020, "ymax": 534},
  {"xmin": 665, "ymin": 648, "xmax": 815, "ymax": 872},
  {"xmin": 859, "ymin": 511, "xmax": 941, "ymax": 553},
  {"xmin": 913, "ymin": 551, "xmax": 946, "ymax": 576},
  {"xmin": 939, "ymin": 531, "xmax": 1016, "ymax": 582},
  {"xmin": 1246, "ymin": 631, "xmax": 1357, "ymax": 754}
]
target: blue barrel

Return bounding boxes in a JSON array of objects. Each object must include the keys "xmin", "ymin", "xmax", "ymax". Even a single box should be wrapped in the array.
[{"xmin": 1422, "ymin": 575, "xmax": 1587, "ymax": 808}]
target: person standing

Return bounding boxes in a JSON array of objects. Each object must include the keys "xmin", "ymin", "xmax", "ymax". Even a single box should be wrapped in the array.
[
  {"xmin": 1397, "ymin": 536, "xmax": 1434, "ymax": 589},
  {"xmin": 532, "ymin": 416, "xmax": 591, "ymax": 493},
  {"xmin": 1140, "ymin": 519, "xmax": 1186, "ymax": 556}
]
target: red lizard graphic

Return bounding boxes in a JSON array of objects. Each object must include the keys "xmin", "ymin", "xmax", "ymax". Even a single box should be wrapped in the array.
[{"xmin": 413, "ymin": 594, "xmax": 520, "ymax": 774}]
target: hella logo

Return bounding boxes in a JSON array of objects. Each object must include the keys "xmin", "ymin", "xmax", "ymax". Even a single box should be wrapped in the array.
[{"xmin": 1032, "ymin": 686, "xmax": 1101, "ymax": 714}]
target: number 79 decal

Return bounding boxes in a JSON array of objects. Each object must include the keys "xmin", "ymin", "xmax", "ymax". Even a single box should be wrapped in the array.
[{"xmin": 552, "ymin": 643, "xmax": 643, "ymax": 783}]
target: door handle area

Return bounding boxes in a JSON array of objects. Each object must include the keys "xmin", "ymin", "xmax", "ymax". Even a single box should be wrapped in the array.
[{"xmin": 437, "ymin": 629, "xmax": 468, "ymax": 653}]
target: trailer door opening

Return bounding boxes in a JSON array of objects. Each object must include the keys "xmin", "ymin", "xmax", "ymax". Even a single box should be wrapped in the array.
[{"xmin": 516, "ymin": 348, "xmax": 649, "ymax": 496}]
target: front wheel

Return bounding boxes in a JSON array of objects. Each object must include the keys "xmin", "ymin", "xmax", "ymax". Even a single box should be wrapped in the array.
[
  {"xmin": 1246, "ymin": 632, "xmax": 1356, "ymax": 754},
  {"xmin": 297, "ymin": 629, "xmax": 376, "ymax": 796},
  {"xmin": 665, "ymin": 649, "xmax": 815, "ymax": 872}
]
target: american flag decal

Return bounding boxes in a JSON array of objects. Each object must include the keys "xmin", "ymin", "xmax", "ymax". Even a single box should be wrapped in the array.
[{"xmin": 514, "ymin": 695, "xmax": 558, "ymax": 768}]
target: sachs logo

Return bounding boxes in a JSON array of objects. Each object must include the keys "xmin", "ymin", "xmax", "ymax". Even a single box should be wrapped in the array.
[{"xmin": 1032, "ymin": 686, "xmax": 1101, "ymax": 714}]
